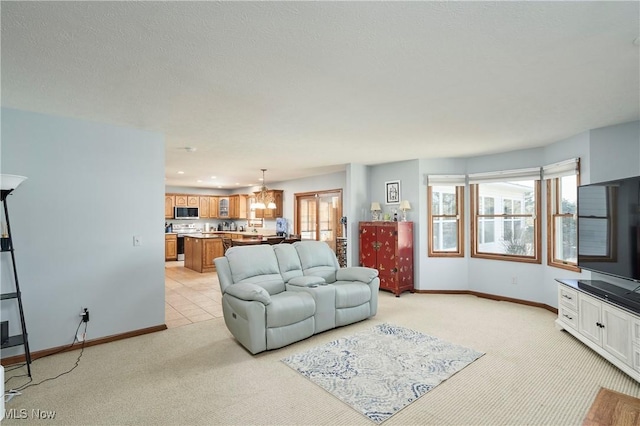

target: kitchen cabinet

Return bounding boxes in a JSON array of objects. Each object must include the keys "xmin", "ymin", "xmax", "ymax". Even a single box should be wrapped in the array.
[
  {"xmin": 184, "ymin": 236, "xmax": 223, "ymax": 273},
  {"xmin": 359, "ymin": 221, "xmax": 414, "ymax": 297},
  {"xmin": 165, "ymin": 195, "xmax": 175, "ymax": 219},
  {"xmin": 175, "ymin": 194, "xmax": 188, "ymax": 207},
  {"xmin": 209, "ymin": 196, "xmax": 219, "ymax": 218},
  {"xmin": 199, "ymin": 196, "xmax": 210, "ymax": 218},
  {"xmin": 218, "ymin": 197, "xmax": 230, "ymax": 218},
  {"xmin": 229, "ymin": 194, "xmax": 249, "ymax": 219},
  {"xmin": 165, "ymin": 234, "xmax": 177, "ymax": 261},
  {"xmin": 254, "ymin": 190, "xmax": 283, "ymax": 219}
]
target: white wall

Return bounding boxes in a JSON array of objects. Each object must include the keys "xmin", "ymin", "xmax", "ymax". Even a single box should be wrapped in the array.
[
  {"xmin": 346, "ymin": 164, "xmax": 368, "ymax": 266},
  {"xmin": 590, "ymin": 120, "xmax": 640, "ymax": 183},
  {"xmin": 1, "ymin": 108, "xmax": 165, "ymax": 356}
]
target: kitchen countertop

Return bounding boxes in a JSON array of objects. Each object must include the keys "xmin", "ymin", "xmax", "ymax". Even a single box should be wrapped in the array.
[
  {"xmin": 183, "ymin": 234, "xmax": 221, "ymax": 239},
  {"xmin": 165, "ymin": 230, "xmax": 277, "ymax": 237},
  {"xmin": 202, "ymin": 231, "xmax": 277, "ymax": 237}
]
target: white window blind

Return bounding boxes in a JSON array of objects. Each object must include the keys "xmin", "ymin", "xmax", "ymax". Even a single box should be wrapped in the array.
[
  {"xmin": 542, "ymin": 158, "xmax": 579, "ymax": 180},
  {"xmin": 468, "ymin": 167, "xmax": 541, "ymax": 184},
  {"xmin": 427, "ymin": 175, "xmax": 466, "ymax": 186}
]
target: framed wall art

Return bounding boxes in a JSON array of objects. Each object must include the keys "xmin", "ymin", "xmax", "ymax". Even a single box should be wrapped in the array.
[{"xmin": 385, "ymin": 180, "xmax": 400, "ymax": 204}]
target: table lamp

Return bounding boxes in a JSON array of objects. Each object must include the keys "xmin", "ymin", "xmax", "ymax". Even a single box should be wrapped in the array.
[
  {"xmin": 399, "ymin": 200, "xmax": 411, "ymax": 222},
  {"xmin": 370, "ymin": 202, "xmax": 381, "ymax": 221}
]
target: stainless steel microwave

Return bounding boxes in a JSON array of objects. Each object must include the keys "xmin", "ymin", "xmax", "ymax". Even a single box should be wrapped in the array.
[{"xmin": 174, "ymin": 206, "xmax": 199, "ymax": 219}]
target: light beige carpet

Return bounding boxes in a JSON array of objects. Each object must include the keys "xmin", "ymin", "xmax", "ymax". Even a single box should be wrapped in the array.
[{"xmin": 3, "ymin": 292, "xmax": 640, "ymax": 425}]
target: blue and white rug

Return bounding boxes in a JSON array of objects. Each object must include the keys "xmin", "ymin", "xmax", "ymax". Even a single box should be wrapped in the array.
[{"xmin": 281, "ymin": 323, "xmax": 484, "ymax": 423}]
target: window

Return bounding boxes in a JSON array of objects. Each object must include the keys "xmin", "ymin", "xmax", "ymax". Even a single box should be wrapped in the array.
[
  {"xmin": 427, "ymin": 175, "xmax": 465, "ymax": 257},
  {"xmin": 544, "ymin": 158, "xmax": 580, "ymax": 271},
  {"xmin": 470, "ymin": 168, "xmax": 541, "ymax": 263}
]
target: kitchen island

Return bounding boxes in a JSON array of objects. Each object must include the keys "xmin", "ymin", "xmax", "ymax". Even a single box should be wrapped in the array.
[
  {"xmin": 184, "ymin": 235, "xmax": 223, "ymax": 273},
  {"xmin": 170, "ymin": 229, "xmax": 279, "ymax": 273}
]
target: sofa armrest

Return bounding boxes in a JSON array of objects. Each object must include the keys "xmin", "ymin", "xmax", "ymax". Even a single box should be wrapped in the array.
[
  {"xmin": 336, "ymin": 267, "xmax": 379, "ymax": 283},
  {"xmin": 225, "ymin": 283, "xmax": 272, "ymax": 305},
  {"xmin": 288, "ymin": 276, "xmax": 326, "ymax": 287}
]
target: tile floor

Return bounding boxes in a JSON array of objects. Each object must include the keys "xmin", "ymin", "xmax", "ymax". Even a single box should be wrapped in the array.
[{"xmin": 164, "ymin": 260, "xmax": 223, "ymax": 328}]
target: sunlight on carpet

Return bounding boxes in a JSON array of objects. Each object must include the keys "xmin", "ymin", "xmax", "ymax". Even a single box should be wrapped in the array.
[{"xmin": 282, "ymin": 323, "xmax": 484, "ymax": 423}]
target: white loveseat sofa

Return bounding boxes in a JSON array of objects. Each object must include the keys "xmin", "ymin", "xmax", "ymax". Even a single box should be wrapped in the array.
[{"xmin": 214, "ymin": 240, "xmax": 380, "ymax": 354}]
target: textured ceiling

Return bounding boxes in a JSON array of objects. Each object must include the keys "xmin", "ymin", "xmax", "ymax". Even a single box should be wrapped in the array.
[{"xmin": 2, "ymin": 1, "xmax": 639, "ymax": 188}]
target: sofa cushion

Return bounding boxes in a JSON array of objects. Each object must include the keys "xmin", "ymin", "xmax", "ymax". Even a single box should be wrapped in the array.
[
  {"xmin": 334, "ymin": 282, "xmax": 372, "ymax": 308},
  {"xmin": 273, "ymin": 244, "xmax": 304, "ymax": 282},
  {"xmin": 225, "ymin": 245, "xmax": 285, "ymax": 295},
  {"xmin": 294, "ymin": 241, "xmax": 340, "ymax": 272},
  {"xmin": 266, "ymin": 292, "xmax": 316, "ymax": 328}
]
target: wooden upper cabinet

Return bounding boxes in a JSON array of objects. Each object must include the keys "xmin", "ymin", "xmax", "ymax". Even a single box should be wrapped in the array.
[
  {"xmin": 238, "ymin": 194, "xmax": 249, "ymax": 219},
  {"xmin": 218, "ymin": 197, "xmax": 230, "ymax": 218},
  {"xmin": 254, "ymin": 190, "xmax": 283, "ymax": 219},
  {"xmin": 209, "ymin": 196, "xmax": 219, "ymax": 219},
  {"xmin": 175, "ymin": 194, "xmax": 188, "ymax": 207},
  {"xmin": 199, "ymin": 196, "xmax": 210, "ymax": 218},
  {"xmin": 166, "ymin": 193, "xmax": 248, "ymax": 220},
  {"xmin": 228, "ymin": 194, "xmax": 249, "ymax": 219},
  {"xmin": 165, "ymin": 195, "xmax": 175, "ymax": 219}
]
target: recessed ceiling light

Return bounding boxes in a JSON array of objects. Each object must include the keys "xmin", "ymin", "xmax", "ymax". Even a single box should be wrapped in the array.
[
  {"xmin": 197, "ymin": 180, "xmax": 203, "ymax": 183},
  {"xmin": 177, "ymin": 171, "xmax": 185, "ymax": 174},
  {"xmin": 211, "ymin": 176, "xmax": 217, "ymax": 179}
]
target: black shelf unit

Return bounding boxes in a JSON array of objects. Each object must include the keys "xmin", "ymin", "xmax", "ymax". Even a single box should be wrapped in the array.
[{"xmin": 1, "ymin": 187, "xmax": 32, "ymax": 377}]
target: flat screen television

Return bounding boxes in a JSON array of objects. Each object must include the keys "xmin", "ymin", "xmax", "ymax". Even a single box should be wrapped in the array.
[{"xmin": 577, "ymin": 175, "xmax": 640, "ymax": 283}]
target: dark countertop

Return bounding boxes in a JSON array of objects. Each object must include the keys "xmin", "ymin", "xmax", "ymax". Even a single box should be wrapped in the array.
[{"xmin": 556, "ymin": 278, "xmax": 640, "ymax": 316}]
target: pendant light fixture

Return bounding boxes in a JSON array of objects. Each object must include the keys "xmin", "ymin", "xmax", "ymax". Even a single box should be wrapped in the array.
[{"xmin": 251, "ymin": 169, "xmax": 276, "ymax": 210}]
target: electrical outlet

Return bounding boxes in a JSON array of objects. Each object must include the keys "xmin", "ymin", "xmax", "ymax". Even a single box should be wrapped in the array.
[
  {"xmin": 80, "ymin": 307, "xmax": 89, "ymax": 322},
  {"xmin": 133, "ymin": 235, "xmax": 142, "ymax": 246},
  {"xmin": 76, "ymin": 332, "xmax": 85, "ymax": 342},
  {"xmin": 511, "ymin": 276, "xmax": 518, "ymax": 285}
]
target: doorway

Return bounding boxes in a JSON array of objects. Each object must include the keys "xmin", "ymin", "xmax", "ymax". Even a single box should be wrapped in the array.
[{"xmin": 294, "ymin": 189, "xmax": 343, "ymax": 252}]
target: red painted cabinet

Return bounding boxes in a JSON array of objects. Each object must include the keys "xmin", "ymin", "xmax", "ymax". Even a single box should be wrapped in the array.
[{"xmin": 359, "ymin": 221, "xmax": 414, "ymax": 297}]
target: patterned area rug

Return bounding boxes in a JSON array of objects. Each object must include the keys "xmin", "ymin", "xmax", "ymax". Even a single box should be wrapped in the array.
[{"xmin": 282, "ymin": 323, "xmax": 484, "ymax": 423}]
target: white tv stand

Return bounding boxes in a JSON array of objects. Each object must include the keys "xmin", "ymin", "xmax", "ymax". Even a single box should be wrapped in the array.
[{"xmin": 556, "ymin": 279, "xmax": 640, "ymax": 383}]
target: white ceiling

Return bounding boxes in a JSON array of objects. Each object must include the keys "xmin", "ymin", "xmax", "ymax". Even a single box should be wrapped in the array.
[{"xmin": 2, "ymin": 1, "xmax": 639, "ymax": 188}]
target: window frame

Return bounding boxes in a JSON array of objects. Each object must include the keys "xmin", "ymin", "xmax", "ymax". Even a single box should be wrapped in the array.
[
  {"xmin": 470, "ymin": 179, "xmax": 542, "ymax": 264},
  {"xmin": 546, "ymin": 175, "xmax": 580, "ymax": 271},
  {"xmin": 427, "ymin": 184, "xmax": 464, "ymax": 257}
]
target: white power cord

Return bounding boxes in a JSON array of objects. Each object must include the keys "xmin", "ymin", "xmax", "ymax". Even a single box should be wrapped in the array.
[{"xmin": 5, "ymin": 389, "xmax": 21, "ymax": 402}]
